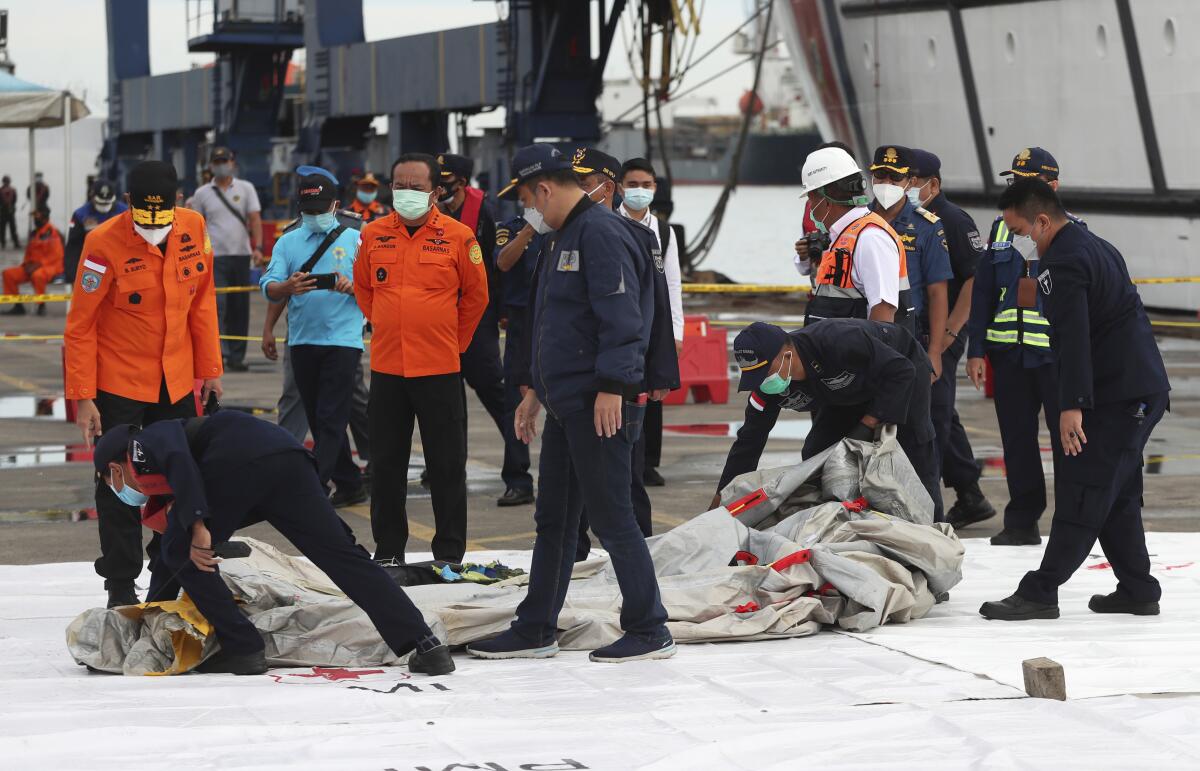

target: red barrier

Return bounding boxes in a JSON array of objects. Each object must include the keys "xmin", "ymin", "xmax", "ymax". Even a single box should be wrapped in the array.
[{"xmin": 663, "ymin": 314, "xmax": 730, "ymax": 405}]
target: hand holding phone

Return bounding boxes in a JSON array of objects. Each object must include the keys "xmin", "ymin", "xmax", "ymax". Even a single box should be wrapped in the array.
[{"xmin": 310, "ymin": 273, "xmax": 337, "ymax": 291}]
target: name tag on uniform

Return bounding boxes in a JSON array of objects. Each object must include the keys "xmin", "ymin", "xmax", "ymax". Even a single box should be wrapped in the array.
[{"xmin": 557, "ymin": 250, "xmax": 580, "ymax": 272}]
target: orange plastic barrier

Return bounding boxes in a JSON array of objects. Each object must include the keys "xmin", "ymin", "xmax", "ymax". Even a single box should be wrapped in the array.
[{"xmin": 663, "ymin": 314, "xmax": 730, "ymax": 406}]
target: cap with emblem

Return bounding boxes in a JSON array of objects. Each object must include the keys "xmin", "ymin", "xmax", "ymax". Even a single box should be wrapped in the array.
[
  {"xmin": 93, "ymin": 424, "xmax": 134, "ymax": 475},
  {"xmin": 295, "ymin": 165, "xmax": 338, "ymax": 186},
  {"xmin": 92, "ymin": 180, "xmax": 117, "ymax": 205},
  {"xmin": 869, "ymin": 145, "xmax": 912, "ymax": 175},
  {"xmin": 571, "ymin": 147, "xmax": 620, "ymax": 183},
  {"xmin": 127, "ymin": 160, "xmax": 178, "ymax": 226},
  {"xmin": 498, "ymin": 144, "xmax": 573, "ymax": 200},
  {"xmin": 908, "ymin": 149, "xmax": 941, "ymax": 178},
  {"xmin": 733, "ymin": 322, "xmax": 792, "ymax": 393},
  {"xmin": 1000, "ymin": 147, "xmax": 1059, "ymax": 180},
  {"xmin": 438, "ymin": 153, "xmax": 474, "ymax": 181},
  {"xmin": 210, "ymin": 146, "xmax": 234, "ymax": 163},
  {"xmin": 296, "ymin": 170, "xmax": 337, "ymax": 214},
  {"xmin": 357, "ymin": 172, "xmax": 380, "ymax": 189}
]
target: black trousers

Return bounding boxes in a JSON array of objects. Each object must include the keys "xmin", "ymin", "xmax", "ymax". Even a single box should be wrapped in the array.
[
  {"xmin": 369, "ymin": 371, "xmax": 467, "ymax": 562},
  {"xmin": 93, "ymin": 380, "xmax": 197, "ymax": 589},
  {"xmin": 991, "ymin": 351, "xmax": 1061, "ymax": 529},
  {"xmin": 0, "ymin": 208, "xmax": 19, "ymax": 248},
  {"xmin": 1018, "ymin": 393, "xmax": 1168, "ymax": 604},
  {"xmin": 576, "ymin": 414, "xmax": 653, "ymax": 561},
  {"xmin": 465, "ymin": 306, "xmax": 532, "ymax": 492},
  {"xmin": 290, "ymin": 344, "xmax": 363, "ymax": 493},
  {"xmin": 499, "ymin": 305, "xmax": 535, "ymax": 492},
  {"xmin": 644, "ymin": 399, "xmax": 664, "ymax": 469},
  {"xmin": 931, "ymin": 335, "xmax": 981, "ymax": 490},
  {"xmin": 214, "ymin": 254, "xmax": 250, "ymax": 365},
  {"xmin": 150, "ymin": 451, "xmax": 434, "ymax": 656}
]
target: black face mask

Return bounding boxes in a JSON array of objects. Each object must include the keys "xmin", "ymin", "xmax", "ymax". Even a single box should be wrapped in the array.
[{"xmin": 438, "ymin": 184, "xmax": 460, "ymax": 205}]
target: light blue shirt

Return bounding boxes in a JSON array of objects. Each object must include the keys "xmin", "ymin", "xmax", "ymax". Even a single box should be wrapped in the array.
[{"xmin": 260, "ymin": 223, "xmax": 365, "ymax": 350}]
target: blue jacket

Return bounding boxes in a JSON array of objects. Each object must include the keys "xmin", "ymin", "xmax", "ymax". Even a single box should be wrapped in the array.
[
  {"xmin": 877, "ymin": 200, "xmax": 951, "ymax": 322},
  {"xmin": 495, "ymin": 216, "xmax": 541, "ymax": 308},
  {"xmin": 528, "ymin": 197, "xmax": 653, "ymax": 418}
]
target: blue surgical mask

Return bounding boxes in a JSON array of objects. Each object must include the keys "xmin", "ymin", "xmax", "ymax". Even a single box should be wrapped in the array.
[
  {"xmin": 759, "ymin": 352, "xmax": 793, "ymax": 395},
  {"xmin": 393, "ymin": 189, "xmax": 433, "ymax": 220},
  {"xmin": 906, "ymin": 181, "xmax": 930, "ymax": 207},
  {"xmin": 302, "ymin": 212, "xmax": 337, "ymax": 233},
  {"xmin": 622, "ymin": 187, "xmax": 655, "ymax": 211},
  {"xmin": 109, "ymin": 470, "xmax": 149, "ymax": 508},
  {"xmin": 356, "ymin": 190, "xmax": 377, "ymax": 205}
]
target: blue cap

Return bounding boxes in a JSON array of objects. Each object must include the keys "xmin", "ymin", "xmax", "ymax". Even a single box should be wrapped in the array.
[
  {"xmin": 869, "ymin": 145, "xmax": 912, "ymax": 175},
  {"xmin": 909, "ymin": 149, "xmax": 941, "ymax": 178},
  {"xmin": 93, "ymin": 424, "xmax": 134, "ymax": 475},
  {"xmin": 296, "ymin": 165, "xmax": 339, "ymax": 186},
  {"xmin": 1000, "ymin": 147, "xmax": 1059, "ymax": 180},
  {"xmin": 498, "ymin": 144, "xmax": 573, "ymax": 201},
  {"xmin": 733, "ymin": 322, "xmax": 791, "ymax": 392}
]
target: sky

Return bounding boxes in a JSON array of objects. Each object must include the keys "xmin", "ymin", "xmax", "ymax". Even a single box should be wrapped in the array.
[{"xmin": 0, "ymin": 0, "xmax": 755, "ymax": 118}]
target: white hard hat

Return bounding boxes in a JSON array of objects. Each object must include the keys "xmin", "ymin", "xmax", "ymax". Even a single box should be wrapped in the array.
[{"xmin": 798, "ymin": 147, "xmax": 862, "ymax": 197}]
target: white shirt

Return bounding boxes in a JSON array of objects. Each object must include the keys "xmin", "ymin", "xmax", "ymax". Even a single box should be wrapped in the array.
[
  {"xmin": 827, "ymin": 206, "xmax": 900, "ymax": 311},
  {"xmin": 190, "ymin": 177, "xmax": 261, "ymax": 256},
  {"xmin": 620, "ymin": 203, "xmax": 684, "ymax": 341}
]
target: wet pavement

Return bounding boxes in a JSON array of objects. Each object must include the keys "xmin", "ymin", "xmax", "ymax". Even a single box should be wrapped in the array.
[{"xmin": 0, "ymin": 291, "xmax": 1198, "ymax": 566}]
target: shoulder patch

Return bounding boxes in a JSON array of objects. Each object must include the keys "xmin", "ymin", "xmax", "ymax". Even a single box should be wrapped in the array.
[
  {"xmin": 1038, "ymin": 268, "xmax": 1052, "ymax": 295},
  {"xmin": 469, "ymin": 242, "xmax": 483, "ymax": 265},
  {"xmin": 917, "ymin": 206, "xmax": 939, "ymax": 224},
  {"xmin": 203, "ymin": 231, "xmax": 212, "ymax": 255},
  {"xmin": 968, "ymin": 230, "xmax": 985, "ymax": 251}
]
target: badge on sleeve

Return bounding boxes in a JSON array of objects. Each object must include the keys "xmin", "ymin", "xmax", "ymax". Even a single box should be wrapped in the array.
[
  {"xmin": 469, "ymin": 242, "xmax": 483, "ymax": 265},
  {"xmin": 968, "ymin": 230, "xmax": 985, "ymax": 251},
  {"xmin": 557, "ymin": 250, "xmax": 580, "ymax": 272},
  {"xmin": 1038, "ymin": 268, "xmax": 1052, "ymax": 295},
  {"xmin": 80, "ymin": 256, "xmax": 107, "ymax": 293}
]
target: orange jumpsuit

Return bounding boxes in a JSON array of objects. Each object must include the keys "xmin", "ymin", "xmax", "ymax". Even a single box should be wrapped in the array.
[
  {"xmin": 64, "ymin": 208, "xmax": 223, "ymax": 403},
  {"xmin": 3, "ymin": 221, "xmax": 63, "ymax": 295},
  {"xmin": 354, "ymin": 209, "xmax": 488, "ymax": 377},
  {"xmin": 348, "ymin": 198, "xmax": 391, "ymax": 224}
]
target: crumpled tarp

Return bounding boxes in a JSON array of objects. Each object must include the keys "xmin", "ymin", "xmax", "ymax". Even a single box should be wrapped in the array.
[{"xmin": 66, "ymin": 436, "xmax": 963, "ymax": 673}]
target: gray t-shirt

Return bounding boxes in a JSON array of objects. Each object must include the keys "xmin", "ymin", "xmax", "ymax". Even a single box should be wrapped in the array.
[{"xmin": 190, "ymin": 178, "xmax": 261, "ymax": 256}]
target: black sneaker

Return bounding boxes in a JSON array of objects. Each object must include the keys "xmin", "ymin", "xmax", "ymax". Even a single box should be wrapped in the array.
[
  {"xmin": 1, "ymin": 304, "xmax": 26, "ymax": 316},
  {"xmin": 195, "ymin": 648, "xmax": 268, "ymax": 675},
  {"xmin": 1089, "ymin": 590, "xmax": 1160, "ymax": 616},
  {"xmin": 990, "ymin": 527, "xmax": 1042, "ymax": 546},
  {"xmin": 419, "ymin": 469, "xmax": 430, "ymax": 488},
  {"xmin": 589, "ymin": 632, "xmax": 676, "ymax": 663},
  {"xmin": 35, "ymin": 303, "xmax": 46, "ymax": 316},
  {"xmin": 225, "ymin": 360, "xmax": 249, "ymax": 373},
  {"xmin": 409, "ymin": 644, "xmax": 455, "ymax": 675},
  {"xmin": 497, "ymin": 488, "xmax": 534, "ymax": 506},
  {"xmin": 106, "ymin": 585, "xmax": 139, "ymax": 609},
  {"xmin": 979, "ymin": 593, "xmax": 1059, "ymax": 621},
  {"xmin": 467, "ymin": 629, "xmax": 559, "ymax": 660},
  {"xmin": 330, "ymin": 485, "xmax": 368, "ymax": 508},
  {"xmin": 643, "ymin": 467, "xmax": 666, "ymax": 487}
]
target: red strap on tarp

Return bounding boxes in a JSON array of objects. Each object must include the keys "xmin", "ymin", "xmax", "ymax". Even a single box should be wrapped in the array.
[
  {"xmin": 771, "ymin": 550, "xmax": 812, "ymax": 572},
  {"xmin": 725, "ymin": 488, "xmax": 767, "ymax": 516},
  {"xmin": 842, "ymin": 497, "xmax": 869, "ymax": 512},
  {"xmin": 733, "ymin": 550, "xmax": 759, "ymax": 566},
  {"xmin": 734, "ymin": 601, "xmax": 760, "ymax": 614}
]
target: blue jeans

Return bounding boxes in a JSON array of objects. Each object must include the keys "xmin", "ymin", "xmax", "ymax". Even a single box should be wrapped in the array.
[{"xmin": 512, "ymin": 399, "xmax": 669, "ymax": 643}]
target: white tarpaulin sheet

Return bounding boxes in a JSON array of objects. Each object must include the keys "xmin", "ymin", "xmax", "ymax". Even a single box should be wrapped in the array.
[{"xmin": 2, "ymin": 535, "xmax": 1199, "ymax": 769}]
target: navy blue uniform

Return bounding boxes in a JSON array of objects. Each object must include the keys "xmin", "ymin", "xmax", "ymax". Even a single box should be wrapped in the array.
[
  {"xmin": 140, "ymin": 411, "xmax": 435, "ymax": 657},
  {"xmin": 718, "ymin": 319, "xmax": 943, "ymax": 519},
  {"xmin": 1016, "ymin": 222, "xmax": 1170, "ymax": 604},
  {"xmin": 924, "ymin": 192, "xmax": 985, "ymax": 493},
  {"xmin": 495, "ymin": 217, "xmax": 542, "ymax": 496},
  {"xmin": 64, "ymin": 200, "xmax": 128, "ymax": 282},
  {"xmin": 513, "ymin": 194, "xmax": 669, "ymax": 646}
]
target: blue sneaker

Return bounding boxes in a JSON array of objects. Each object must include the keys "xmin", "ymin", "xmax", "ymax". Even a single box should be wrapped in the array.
[
  {"xmin": 467, "ymin": 629, "xmax": 559, "ymax": 660},
  {"xmin": 588, "ymin": 633, "xmax": 676, "ymax": 663}
]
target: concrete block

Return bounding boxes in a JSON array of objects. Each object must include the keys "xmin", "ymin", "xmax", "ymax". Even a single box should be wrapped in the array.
[{"xmin": 1023, "ymin": 657, "xmax": 1067, "ymax": 700}]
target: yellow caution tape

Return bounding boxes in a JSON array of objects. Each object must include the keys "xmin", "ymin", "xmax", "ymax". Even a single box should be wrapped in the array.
[
  {"xmin": 1133, "ymin": 276, "xmax": 1200, "ymax": 285},
  {"xmin": 0, "ymin": 293, "xmax": 70, "ymax": 303},
  {"xmin": 683, "ymin": 283, "xmax": 809, "ymax": 293}
]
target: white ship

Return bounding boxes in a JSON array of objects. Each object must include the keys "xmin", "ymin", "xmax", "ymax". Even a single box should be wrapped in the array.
[{"xmin": 775, "ymin": 0, "xmax": 1199, "ymax": 311}]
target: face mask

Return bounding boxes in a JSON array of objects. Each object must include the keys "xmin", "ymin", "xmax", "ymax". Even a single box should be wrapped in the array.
[
  {"xmin": 212, "ymin": 163, "xmax": 233, "ymax": 179},
  {"xmin": 134, "ymin": 223, "xmax": 172, "ymax": 246},
  {"xmin": 810, "ymin": 197, "xmax": 829, "ymax": 235},
  {"xmin": 524, "ymin": 206, "xmax": 552, "ymax": 235},
  {"xmin": 1012, "ymin": 234, "xmax": 1037, "ymax": 261},
  {"xmin": 760, "ymin": 352, "xmax": 793, "ymax": 395},
  {"xmin": 585, "ymin": 181, "xmax": 606, "ymax": 202},
  {"xmin": 872, "ymin": 183, "xmax": 905, "ymax": 209},
  {"xmin": 109, "ymin": 469, "xmax": 149, "ymax": 508},
  {"xmin": 438, "ymin": 184, "xmax": 460, "ymax": 205},
  {"xmin": 94, "ymin": 200, "xmax": 114, "ymax": 213},
  {"xmin": 905, "ymin": 181, "xmax": 929, "ymax": 207},
  {"xmin": 393, "ymin": 189, "xmax": 433, "ymax": 220},
  {"xmin": 356, "ymin": 190, "xmax": 376, "ymax": 205},
  {"xmin": 302, "ymin": 212, "xmax": 337, "ymax": 233},
  {"xmin": 622, "ymin": 187, "xmax": 655, "ymax": 211}
]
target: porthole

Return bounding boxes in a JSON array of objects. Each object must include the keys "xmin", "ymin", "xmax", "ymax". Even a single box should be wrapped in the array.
[
  {"xmin": 1096, "ymin": 24, "xmax": 1108, "ymax": 58},
  {"xmin": 1004, "ymin": 31, "xmax": 1016, "ymax": 63},
  {"xmin": 1165, "ymin": 18, "xmax": 1177, "ymax": 56}
]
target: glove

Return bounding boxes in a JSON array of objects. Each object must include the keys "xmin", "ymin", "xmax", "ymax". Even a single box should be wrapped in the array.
[{"xmin": 846, "ymin": 422, "xmax": 877, "ymax": 442}]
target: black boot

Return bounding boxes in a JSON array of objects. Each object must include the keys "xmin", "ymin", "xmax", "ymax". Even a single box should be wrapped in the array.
[
  {"xmin": 979, "ymin": 593, "xmax": 1059, "ymax": 621},
  {"xmin": 990, "ymin": 526, "xmax": 1042, "ymax": 546},
  {"xmin": 408, "ymin": 640, "xmax": 455, "ymax": 675},
  {"xmin": 1, "ymin": 303, "xmax": 26, "ymax": 316},
  {"xmin": 195, "ymin": 647, "xmax": 268, "ymax": 675},
  {"xmin": 643, "ymin": 467, "xmax": 666, "ymax": 487},
  {"xmin": 946, "ymin": 481, "xmax": 996, "ymax": 530},
  {"xmin": 1089, "ymin": 590, "xmax": 1160, "ymax": 616},
  {"xmin": 106, "ymin": 583, "xmax": 139, "ymax": 609}
]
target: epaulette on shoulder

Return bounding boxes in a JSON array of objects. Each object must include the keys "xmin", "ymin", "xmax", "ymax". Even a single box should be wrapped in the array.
[{"xmin": 916, "ymin": 206, "xmax": 939, "ymax": 224}]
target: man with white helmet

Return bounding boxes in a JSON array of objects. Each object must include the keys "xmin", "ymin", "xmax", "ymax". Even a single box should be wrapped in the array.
[{"xmin": 798, "ymin": 146, "xmax": 913, "ymax": 334}]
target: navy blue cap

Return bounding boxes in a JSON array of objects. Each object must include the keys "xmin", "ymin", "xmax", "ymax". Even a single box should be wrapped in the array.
[
  {"xmin": 571, "ymin": 147, "xmax": 620, "ymax": 183},
  {"xmin": 296, "ymin": 165, "xmax": 339, "ymax": 186},
  {"xmin": 297, "ymin": 173, "xmax": 337, "ymax": 213},
  {"xmin": 93, "ymin": 424, "xmax": 134, "ymax": 475},
  {"xmin": 498, "ymin": 144, "xmax": 573, "ymax": 201},
  {"xmin": 733, "ymin": 322, "xmax": 791, "ymax": 392},
  {"xmin": 869, "ymin": 145, "xmax": 912, "ymax": 175},
  {"xmin": 92, "ymin": 180, "xmax": 117, "ymax": 202},
  {"xmin": 908, "ymin": 149, "xmax": 941, "ymax": 178},
  {"xmin": 1000, "ymin": 147, "xmax": 1059, "ymax": 180},
  {"xmin": 438, "ymin": 153, "xmax": 473, "ymax": 181}
]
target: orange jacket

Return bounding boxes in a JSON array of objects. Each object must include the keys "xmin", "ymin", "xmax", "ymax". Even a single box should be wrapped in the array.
[
  {"xmin": 354, "ymin": 209, "xmax": 488, "ymax": 377},
  {"xmin": 348, "ymin": 198, "xmax": 390, "ymax": 224},
  {"xmin": 25, "ymin": 221, "xmax": 64, "ymax": 274},
  {"xmin": 64, "ymin": 208, "xmax": 223, "ymax": 403}
]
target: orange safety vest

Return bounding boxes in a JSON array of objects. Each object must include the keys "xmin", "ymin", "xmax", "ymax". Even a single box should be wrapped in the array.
[{"xmin": 807, "ymin": 211, "xmax": 912, "ymax": 326}]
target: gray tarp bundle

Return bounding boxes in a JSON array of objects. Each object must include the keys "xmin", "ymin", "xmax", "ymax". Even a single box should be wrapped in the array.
[{"xmin": 68, "ymin": 436, "xmax": 964, "ymax": 675}]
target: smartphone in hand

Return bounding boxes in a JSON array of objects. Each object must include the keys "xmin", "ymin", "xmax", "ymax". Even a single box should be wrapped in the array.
[{"xmin": 310, "ymin": 273, "xmax": 337, "ymax": 291}]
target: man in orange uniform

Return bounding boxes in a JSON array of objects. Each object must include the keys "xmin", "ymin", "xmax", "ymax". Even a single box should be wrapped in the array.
[
  {"xmin": 347, "ymin": 172, "xmax": 391, "ymax": 223},
  {"xmin": 354, "ymin": 152, "xmax": 488, "ymax": 563},
  {"xmin": 64, "ymin": 160, "xmax": 223, "ymax": 609},
  {"xmin": 1, "ymin": 207, "xmax": 63, "ymax": 316}
]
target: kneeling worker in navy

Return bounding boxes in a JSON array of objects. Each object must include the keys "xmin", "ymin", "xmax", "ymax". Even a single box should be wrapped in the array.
[
  {"xmin": 981, "ymin": 178, "xmax": 1170, "ymax": 620},
  {"xmin": 92, "ymin": 410, "xmax": 454, "ymax": 675},
  {"xmin": 712, "ymin": 319, "xmax": 941, "ymax": 517},
  {"xmin": 467, "ymin": 144, "xmax": 674, "ymax": 663}
]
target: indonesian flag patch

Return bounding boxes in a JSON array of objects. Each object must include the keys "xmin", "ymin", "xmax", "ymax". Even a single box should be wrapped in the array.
[{"xmin": 748, "ymin": 392, "xmax": 765, "ymax": 412}]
